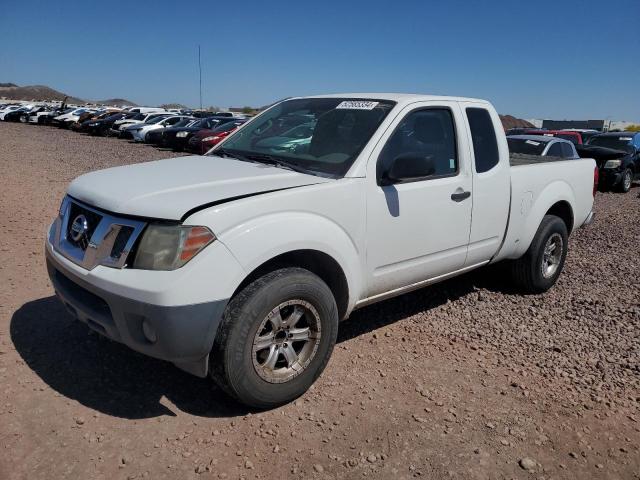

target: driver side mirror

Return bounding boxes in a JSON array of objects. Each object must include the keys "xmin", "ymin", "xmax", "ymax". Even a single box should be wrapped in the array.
[{"xmin": 380, "ymin": 153, "xmax": 436, "ymax": 185}]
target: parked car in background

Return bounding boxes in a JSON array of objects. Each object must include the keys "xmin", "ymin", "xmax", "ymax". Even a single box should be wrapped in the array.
[
  {"xmin": 562, "ymin": 129, "xmax": 600, "ymax": 143},
  {"xmin": 3, "ymin": 105, "xmax": 37, "ymax": 122},
  {"xmin": 27, "ymin": 106, "xmax": 56, "ymax": 124},
  {"xmin": 127, "ymin": 107, "xmax": 166, "ymax": 114},
  {"xmin": 545, "ymin": 131, "xmax": 583, "ymax": 145},
  {"xmin": 72, "ymin": 110, "xmax": 121, "ymax": 132},
  {"xmin": 186, "ymin": 119, "xmax": 247, "ymax": 154},
  {"xmin": 111, "ymin": 112, "xmax": 171, "ymax": 137},
  {"xmin": 582, "ymin": 132, "xmax": 640, "ymax": 192},
  {"xmin": 1, "ymin": 105, "xmax": 34, "ymax": 121},
  {"xmin": 155, "ymin": 116, "xmax": 237, "ymax": 151},
  {"xmin": 127, "ymin": 115, "xmax": 191, "ymax": 142},
  {"xmin": 507, "ymin": 135, "xmax": 579, "ymax": 159},
  {"xmin": 0, "ymin": 104, "xmax": 23, "ymax": 120},
  {"xmin": 82, "ymin": 112, "xmax": 133, "ymax": 136},
  {"xmin": 145, "ymin": 117, "xmax": 198, "ymax": 146},
  {"xmin": 45, "ymin": 94, "xmax": 597, "ymax": 408},
  {"xmin": 53, "ymin": 108, "xmax": 96, "ymax": 128},
  {"xmin": 35, "ymin": 107, "xmax": 72, "ymax": 125}
]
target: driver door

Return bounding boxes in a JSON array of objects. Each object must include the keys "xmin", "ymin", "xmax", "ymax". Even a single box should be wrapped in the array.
[{"xmin": 365, "ymin": 102, "xmax": 473, "ymax": 298}]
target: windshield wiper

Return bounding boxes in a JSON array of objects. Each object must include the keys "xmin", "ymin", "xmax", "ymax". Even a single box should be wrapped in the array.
[
  {"xmin": 214, "ymin": 149, "xmax": 311, "ymax": 175},
  {"xmin": 214, "ymin": 148, "xmax": 245, "ymax": 160},
  {"xmin": 243, "ymin": 154, "xmax": 309, "ymax": 173}
]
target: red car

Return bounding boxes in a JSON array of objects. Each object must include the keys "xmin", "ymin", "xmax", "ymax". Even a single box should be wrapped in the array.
[{"xmin": 186, "ymin": 120, "xmax": 247, "ymax": 154}]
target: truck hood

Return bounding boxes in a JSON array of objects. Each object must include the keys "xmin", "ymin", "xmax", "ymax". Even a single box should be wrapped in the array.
[
  {"xmin": 576, "ymin": 144, "xmax": 630, "ymax": 166},
  {"xmin": 67, "ymin": 155, "xmax": 331, "ymax": 220}
]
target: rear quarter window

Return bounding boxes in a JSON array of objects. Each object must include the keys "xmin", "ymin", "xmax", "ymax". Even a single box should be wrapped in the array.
[{"xmin": 466, "ymin": 108, "xmax": 500, "ymax": 173}]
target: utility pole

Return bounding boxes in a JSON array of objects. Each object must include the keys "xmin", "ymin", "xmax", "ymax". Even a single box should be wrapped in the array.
[{"xmin": 198, "ymin": 45, "xmax": 203, "ymax": 110}]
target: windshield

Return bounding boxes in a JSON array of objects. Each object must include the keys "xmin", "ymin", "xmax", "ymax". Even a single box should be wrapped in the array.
[
  {"xmin": 104, "ymin": 113, "xmax": 124, "ymax": 121},
  {"xmin": 588, "ymin": 135, "xmax": 634, "ymax": 152},
  {"xmin": 200, "ymin": 117, "xmax": 226, "ymax": 129},
  {"xmin": 507, "ymin": 137, "xmax": 547, "ymax": 155},
  {"xmin": 212, "ymin": 120, "xmax": 246, "ymax": 133},
  {"xmin": 211, "ymin": 98, "xmax": 395, "ymax": 177},
  {"xmin": 173, "ymin": 118, "xmax": 195, "ymax": 128},
  {"xmin": 146, "ymin": 115, "xmax": 169, "ymax": 124},
  {"xmin": 131, "ymin": 113, "xmax": 145, "ymax": 120}
]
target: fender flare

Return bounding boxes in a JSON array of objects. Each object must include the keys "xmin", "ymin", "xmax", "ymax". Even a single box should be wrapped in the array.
[{"xmin": 218, "ymin": 211, "xmax": 363, "ymax": 314}]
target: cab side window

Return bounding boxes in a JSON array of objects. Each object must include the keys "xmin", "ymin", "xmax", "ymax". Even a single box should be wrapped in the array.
[
  {"xmin": 466, "ymin": 108, "xmax": 500, "ymax": 173},
  {"xmin": 377, "ymin": 109, "xmax": 457, "ymax": 181},
  {"xmin": 546, "ymin": 143, "xmax": 563, "ymax": 157},
  {"xmin": 560, "ymin": 142, "xmax": 575, "ymax": 158}
]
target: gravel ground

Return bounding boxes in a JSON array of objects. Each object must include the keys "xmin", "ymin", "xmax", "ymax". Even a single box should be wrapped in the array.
[{"xmin": 0, "ymin": 121, "xmax": 638, "ymax": 479}]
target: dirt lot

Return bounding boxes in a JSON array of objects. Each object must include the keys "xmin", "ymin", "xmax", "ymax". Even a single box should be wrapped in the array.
[{"xmin": 0, "ymin": 121, "xmax": 638, "ymax": 480}]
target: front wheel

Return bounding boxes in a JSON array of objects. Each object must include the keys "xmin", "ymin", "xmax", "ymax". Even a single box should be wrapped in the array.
[
  {"xmin": 210, "ymin": 268, "xmax": 339, "ymax": 409},
  {"xmin": 511, "ymin": 215, "xmax": 568, "ymax": 293},
  {"xmin": 617, "ymin": 168, "xmax": 633, "ymax": 193}
]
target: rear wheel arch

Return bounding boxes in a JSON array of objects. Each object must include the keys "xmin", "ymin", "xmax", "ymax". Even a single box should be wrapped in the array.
[{"xmin": 545, "ymin": 200, "xmax": 574, "ymax": 234}]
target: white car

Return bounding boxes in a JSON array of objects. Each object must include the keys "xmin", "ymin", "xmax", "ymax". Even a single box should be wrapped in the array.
[
  {"xmin": 27, "ymin": 106, "xmax": 55, "ymax": 123},
  {"xmin": 45, "ymin": 93, "xmax": 597, "ymax": 408},
  {"xmin": 53, "ymin": 107, "xmax": 96, "ymax": 128},
  {"xmin": 126, "ymin": 115, "xmax": 190, "ymax": 142},
  {"xmin": 127, "ymin": 107, "xmax": 167, "ymax": 114},
  {"xmin": 111, "ymin": 112, "xmax": 169, "ymax": 136},
  {"xmin": 0, "ymin": 104, "xmax": 27, "ymax": 120}
]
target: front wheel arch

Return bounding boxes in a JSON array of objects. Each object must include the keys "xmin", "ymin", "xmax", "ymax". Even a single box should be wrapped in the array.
[{"xmin": 232, "ymin": 249, "xmax": 349, "ymax": 321}]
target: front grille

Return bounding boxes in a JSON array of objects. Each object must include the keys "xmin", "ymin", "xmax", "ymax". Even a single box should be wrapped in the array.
[
  {"xmin": 110, "ymin": 226, "xmax": 134, "ymax": 261},
  {"xmin": 53, "ymin": 197, "xmax": 146, "ymax": 270},
  {"xmin": 66, "ymin": 203, "xmax": 102, "ymax": 250}
]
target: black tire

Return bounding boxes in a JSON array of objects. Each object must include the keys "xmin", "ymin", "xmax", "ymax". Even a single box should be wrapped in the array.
[
  {"xmin": 210, "ymin": 268, "xmax": 339, "ymax": 409},
  {"xmin": 511, "ymin": 215, "xmax": 568, "ymax": 294},
  {"xmin": 617, "ymin": 168, "xmax": 633, "ymax": 193}
]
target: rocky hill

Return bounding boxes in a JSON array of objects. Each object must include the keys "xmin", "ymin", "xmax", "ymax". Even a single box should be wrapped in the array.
[
  {"xmin": 499, "ymin": 114, "xmax": 534, "ymax": 130},
  {"xmin": 0, "ymin": 83, "xmax": 137, "ymax": 107}
]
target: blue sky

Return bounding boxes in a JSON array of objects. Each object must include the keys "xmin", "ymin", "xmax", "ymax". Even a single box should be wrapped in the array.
[{"xmin": 1, "ymin": 0, "xmax": 638, "ymax": 119}]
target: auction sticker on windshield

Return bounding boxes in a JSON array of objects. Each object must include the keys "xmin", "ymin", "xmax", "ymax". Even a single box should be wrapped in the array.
[{"xmin": 336, "ymin": 101, "xmax": 379, "ymax": 110}]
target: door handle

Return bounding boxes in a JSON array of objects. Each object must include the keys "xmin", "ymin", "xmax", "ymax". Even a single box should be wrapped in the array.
[{"xmin": 450, "ymin": 190, "xmax": 471, "ymax": 202}]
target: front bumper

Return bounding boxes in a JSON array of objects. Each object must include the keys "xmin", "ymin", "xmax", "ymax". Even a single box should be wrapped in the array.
[
  {"xmin": 130, "ymin": 130, "xmax": 146, "ymax": 142},
  {"xmin": 165, "ymin": 135, "xmax": 190, "ymax": 150},
  {"xmin": 45, "ymin": 225, "xmax": 243, "ymax": 377},
  {"xmin": 599, "ymin": 168, "xmax": 622, "ymax": 189}
]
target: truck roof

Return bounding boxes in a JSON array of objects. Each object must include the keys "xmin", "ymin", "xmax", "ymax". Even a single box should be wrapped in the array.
[
  {"xmin": 299, "ymin": 93, "xmax": 490, "ymax": 105},
  {"xmin": 508, "ymin": 134, "xmax": 567, "ymax": 144},
  {"xmin": 594, "ymin": 131, "xmax": 638, "ymax": 137}
]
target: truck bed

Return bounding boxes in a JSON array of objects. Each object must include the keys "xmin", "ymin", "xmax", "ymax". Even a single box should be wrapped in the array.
[{"xmin": 509, "ymin": 153, "xmax": 569, "ymax": 166}]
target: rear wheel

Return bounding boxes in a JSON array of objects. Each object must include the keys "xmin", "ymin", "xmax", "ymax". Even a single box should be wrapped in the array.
[
  {"xmin": 511, "ymin": 215, "xmax": 568, "ymax": 293},
  {"xmin": 617, "ymin": 168, "xmax": 633, "ymax": 193},
  {"xmin": 210, "ymin": 268, "xmax": 338, "ymax": 409}
]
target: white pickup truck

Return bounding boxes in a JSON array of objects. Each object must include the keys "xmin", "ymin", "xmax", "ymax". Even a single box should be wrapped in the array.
[{"xmin": 45, "ymin": 94, "xmax": 597, "ymax": 408}]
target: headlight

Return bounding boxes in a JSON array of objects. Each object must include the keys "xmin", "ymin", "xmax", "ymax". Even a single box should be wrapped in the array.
[
  {"xmin": 603, "ymin": 159, "xmax": 622, "ymax": 169},
  {"xmin": 176, "ymin": 131, "xmax": 189, "ymax": 138},
  {"xmin": 201, "ymin": 136, "xmax": 219, "ymax": 142},
  {"xmin": 133, "ymin": 225, "xmax": 215, "ymax": 270}
]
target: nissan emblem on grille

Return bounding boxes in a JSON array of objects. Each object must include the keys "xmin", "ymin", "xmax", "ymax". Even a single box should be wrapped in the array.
[{"xmin": 70, "ymin": 214, "xmax": 89, "ymax": 242}]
